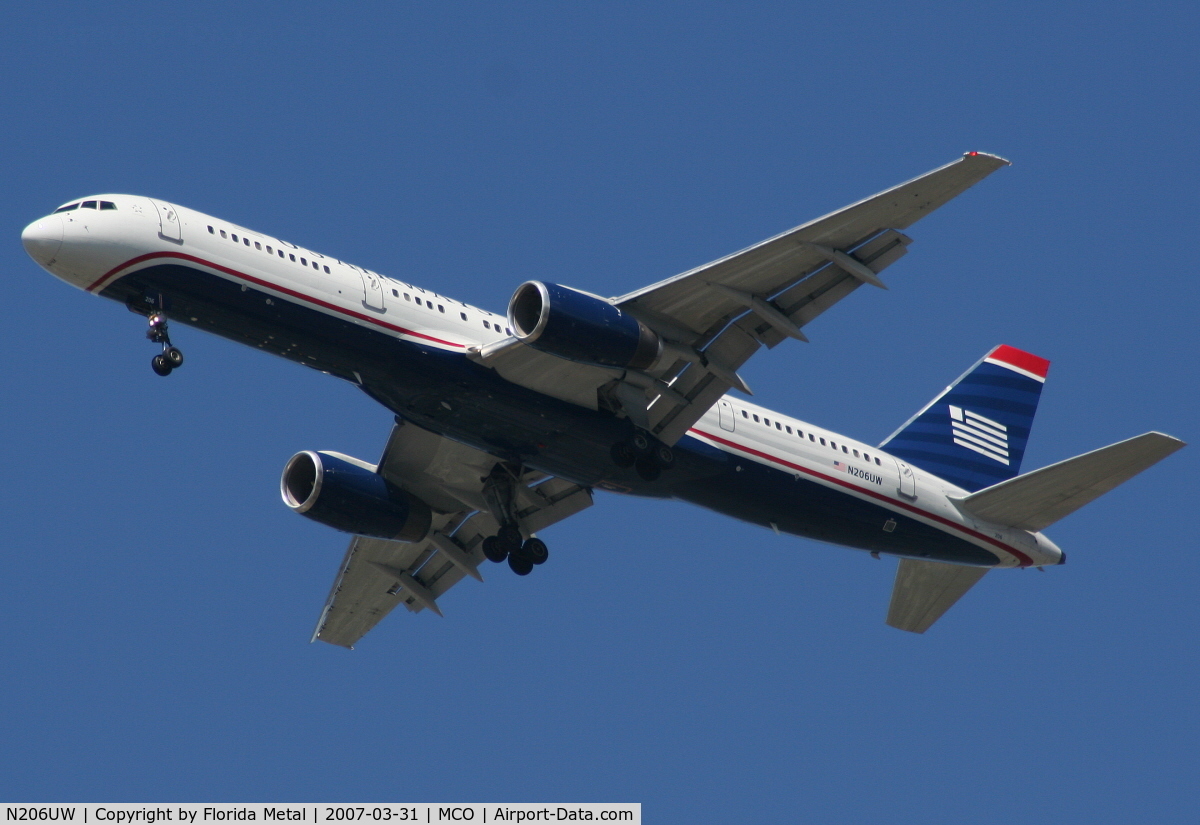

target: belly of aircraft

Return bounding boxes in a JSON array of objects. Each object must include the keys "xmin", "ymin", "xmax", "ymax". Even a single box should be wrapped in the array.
[{"xmin": 102, "ymin": 262, "xmax": 997, "ymax": 567}]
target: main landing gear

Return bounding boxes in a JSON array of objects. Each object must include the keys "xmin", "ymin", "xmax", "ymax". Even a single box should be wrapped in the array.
[
  {"xmin": 610, "ymin": 430, "xmax": 674, "ymax": 481},
  {"xmin": 480, "ymin": 463, "xmax": 551, "ymax": 576},
  {"xmin": 481, "ymin": 524, "xmax": 549, "ymax": 576},
  {"xmin": 146, "ymin": 313, "xmax": 184, "ymax": 376}
]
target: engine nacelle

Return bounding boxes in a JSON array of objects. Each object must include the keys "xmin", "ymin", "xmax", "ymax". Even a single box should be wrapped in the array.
[
  {"xmin": 508, "ymin": 281, "xmax": 662, "ymax": 370},
  {"xmin": 280, "ymin": 450, "xmax": 432, "ymax": 542}
]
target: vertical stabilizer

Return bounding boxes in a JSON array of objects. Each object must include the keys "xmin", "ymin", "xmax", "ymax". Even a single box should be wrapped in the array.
[{"xmin": 880, "ymin": 345, "xmax": 1049, "ymax": 492}]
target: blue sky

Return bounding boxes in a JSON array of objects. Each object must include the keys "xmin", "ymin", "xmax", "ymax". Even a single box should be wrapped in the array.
[{"xmin": 2, "ymin": 2, "xmax": 1196, "ymax": 821}]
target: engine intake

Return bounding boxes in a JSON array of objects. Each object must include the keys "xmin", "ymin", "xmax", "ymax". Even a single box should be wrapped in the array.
[
  {"xmin": 281, "ymin": 450, "xmax": 432, "ymax": 542},
  {"xmin": 508, "ymin": 281, "xmax": 662, "ymax": 370}
]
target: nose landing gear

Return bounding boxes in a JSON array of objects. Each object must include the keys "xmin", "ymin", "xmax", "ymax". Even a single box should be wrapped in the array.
[{"xmin": 146, "ymin": 313, "xmax": 184, "ymax": 376}]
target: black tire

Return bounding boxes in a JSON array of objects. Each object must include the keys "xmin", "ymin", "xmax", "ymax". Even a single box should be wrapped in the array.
[
  {"xmin": 521, "ymin": 538, "xmax": 549, "ymax": 565},
  {"xmin": 498, "ymin": 523, "xmax": 523, "ymax": 554},
  {"xmin": 482, "ymin": 535, "xmax": 508, "ymax": 563},
  {"xmin": 635, "ymin": 456, "xmax": 661, "ymax": 482},
  {"xmin": 164, "ymin": 347, "xmax": 184, "ymax": 368},
  {"xmin": 610, "ymin": 441, "xmax": 637, "ymax": 468},
  {"xmin": 508, "ymin": 555, "xmax": 534, "ymax": 576},
  {"xmin": 151, "ymin": 354, "xmax": 173, "ymax": 376},
  {"xmin": 654, "ymin": 444, "xmax": 675, "ymax": 467},
  {"xmin": 632, "ymin": 432, "xmax": 651, "ymax": 453}
]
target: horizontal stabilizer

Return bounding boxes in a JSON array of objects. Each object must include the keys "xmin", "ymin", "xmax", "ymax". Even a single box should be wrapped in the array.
[
  {"xmin": 887, "ymin": 558, "xmax": 989, "ymax": 634},
  {"xmin": 952, "ymin": 432, "xmax": 1185, "ymax": 532}
]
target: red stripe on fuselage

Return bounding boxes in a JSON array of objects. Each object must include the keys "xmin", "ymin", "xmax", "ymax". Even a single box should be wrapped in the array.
[
  {"xmin": 687, "ymin": 426, "xmax": 1034, "ymax": 566},
  {"xmin": 85, "ymin": 251, "xmax": 467, "ymax": 349}
]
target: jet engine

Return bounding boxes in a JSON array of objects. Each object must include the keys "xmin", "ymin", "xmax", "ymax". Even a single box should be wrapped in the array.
[
  {"xmin": 280, "ymin": 450, "xmax": 432, "ymax": 542},
  {"xmin": 507, "ymin": 281, "xmax": 662, "ymax": 370}
]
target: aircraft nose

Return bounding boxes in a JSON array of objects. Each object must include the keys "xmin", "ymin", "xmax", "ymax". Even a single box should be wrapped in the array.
[{"xmin": 22, "ymin": 214, "xmax": 64, "ymax": 265}]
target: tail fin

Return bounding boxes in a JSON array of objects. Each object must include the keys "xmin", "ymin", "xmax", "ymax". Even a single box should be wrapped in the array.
[{"xmin": 880, "ymin": 345, "xmax": 1050, "ymax": 492}]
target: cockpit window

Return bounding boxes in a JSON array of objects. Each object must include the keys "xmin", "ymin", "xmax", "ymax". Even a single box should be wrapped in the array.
[
  {"xmin": 53, "ymin": 203, "xmax": 80, "ymax": 213},
  {"xmin": 81, "ymin": 201, "xmax": 97, "ymax": 209},
  {"xmin": 100, "ymin": 201, "xmax": 117, "ymax": 210}
]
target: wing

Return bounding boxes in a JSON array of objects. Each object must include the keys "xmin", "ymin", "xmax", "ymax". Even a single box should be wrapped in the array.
[
  {"xmin": 472, "ymin": 153, "xmax": 1009, "ymax": 441},
  {"xmin": 311, "ymin": 421, "xmax": 593, "ymax": 648}
]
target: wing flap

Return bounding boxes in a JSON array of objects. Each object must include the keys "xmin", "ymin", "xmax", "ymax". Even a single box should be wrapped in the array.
[
  {"xmin": 887, "ymin": 558, "xmax": 989, "ymax": 634},
  {"xmin": 952, "ymin": 432, "xmax": 1185, "ymax": 532}
]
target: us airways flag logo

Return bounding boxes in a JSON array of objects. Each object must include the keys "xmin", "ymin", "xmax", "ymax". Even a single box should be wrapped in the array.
[{"xmin": 948, "ymin": 404, "xmax": 1009, "ymax": 465}]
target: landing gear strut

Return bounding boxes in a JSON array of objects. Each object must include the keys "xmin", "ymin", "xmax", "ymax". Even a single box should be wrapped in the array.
[
  {"xmin": 611, "ymin": 430, "xmax": 674, "ymax": 481},
  {"xmin": 479, "ymin": 464, "xmax": 551, "ymax": 576},
  {"xmin": 147, "ymin": 313, "xmax": 184, "ymax": 376}
]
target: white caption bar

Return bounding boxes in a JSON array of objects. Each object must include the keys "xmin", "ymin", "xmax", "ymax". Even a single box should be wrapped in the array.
[{"xmin": 2, "ymin": 805, "xmax": 640, "ymax": 825}]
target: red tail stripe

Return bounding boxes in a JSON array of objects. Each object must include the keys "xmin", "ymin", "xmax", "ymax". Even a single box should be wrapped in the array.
[{"xmin": 988, "ymin": 344, "xmax": 1049, "ymax": 379}]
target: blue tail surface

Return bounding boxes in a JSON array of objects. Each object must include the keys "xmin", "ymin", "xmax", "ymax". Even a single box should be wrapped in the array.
[{"xmin": 879, "ymin": 345, "xmax": 1050, "ymax": 493}]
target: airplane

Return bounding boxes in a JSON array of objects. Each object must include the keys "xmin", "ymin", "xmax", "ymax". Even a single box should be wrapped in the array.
[{"xmin": 21, "ymin": 152, "xmax": 1184, "ymax": 647}]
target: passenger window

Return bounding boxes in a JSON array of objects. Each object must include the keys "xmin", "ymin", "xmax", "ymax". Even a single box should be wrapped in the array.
[
  {"xmin": 267, "ymin": 246, "xmax": 273, "ymax": 254},
  {"xmin": 438, "ymin": 305, "xmax": 445, "ymax": 313},
  {"xmin": 460, "ymin": 312, "xmax": 468, "ymax": 321},
  {"xmin": 853, "ymin": 449, "xmax": 860, "ymax": 458},
  {"xmin": 312, "ymin": 261, "xmax": 319, "ymax": 269},
  {"xmin": 483, "ymin": 320, "xmax": 490, "ymax": 329},
  {"xmin": 809, "ymin": 434, "xmax": 815, "ymax": 441},
  {"xmin": 300, "ymin": 258, "xmax": 307, "ymax": 265},
  {"xmin": 875, "ymin": 457, "xmax": 881, "ymax": 465},
  {"xmin": 100, "ymin": 201, "xmax": 117, "ymax": 210},
  {"xmin": 255, "ymin": 242, "xmax": 262, "ymax": 250},
  {"xmin": 231, "ymin": 234, "xmax": 238, "ymax": 242},
  {"xmin": 392, "ymin": 289, "xmax": 399, "ymax": 297},
  {"xmin": 220, "ymin": 230, "xmax": 227, "ymax": 239},
  {"xmin": 324, "ymin": 266, "xmax": 331, "ymax": 274},
  {"xmin": 763, "ymin": 418, "xmax": 770, "ymax": 426},
  {"xmin": 289, "ymin": 254, "xmax": 296, "ymax": 262},
  {"xmin": 753, "ymin": 415, "xmax": 760, "ymax": 423},
  {"xmin": 427, "ymin": 300, "xmax": 434, "ymax": 309},
  {"xmin": 53, "ymin": 203, "xmax": 80, "ymax": 213},
  {"xmin": 819, "ymin": 438, "xmax": 826, "ymax": 446},
  {"xmin": 741, "ymin": 410, "xmax": 748, "ymax": 418},
  {"xmin": 775, "ymin": 422, "xmax": 782, "ymax": 430},
  {"xmin": 404, "ymin": 294, "xmax": 410, "ymax": 301},
  {"xmin": 830, "ymin": 441, "xmax": 836, "ymax": 450},
  {"xmin": 278, "ymin": 250, "xmax": 284, "ymax": 257},
  {"xmin": 244, "ymin": 238, "xmax": 250, "ymax": 246},
  {"xmin": 208, "ymin": 226, "xmax": 214, "ymax": 234},
  {"xmin": 842, "ymin": 445, "xmax": 849, "ymax": 453},
  {"xmin": 785, "ymin": 426, "xmax": 792, "ymax": 434},
  {"xmin": 81, "ymin": 201, "xmax": 97, "ymax": 209},
  {"xmin": 863, "ymin": 453, "xmax": 870, "ymax": 462}
]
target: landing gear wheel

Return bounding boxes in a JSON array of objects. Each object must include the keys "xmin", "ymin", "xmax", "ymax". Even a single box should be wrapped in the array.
[
  {"xmin": 632, "ymin": 432, "xmax": 651, "ymax": 452},
  {"xmin": 151, "ymin": 354, "xmax": 173, "ymax": 376},
  {"xmin": 635, "ymin": 456, "xmax": 661, "ymax": 482},
  {"xmin": 654, "ymin": 444, "xmax": 675, "ymax": 468},
  {"xmin": 497, "ymin": 523, "xmax": 523, "ymax": 554},
  {"xmin": 482, "ymin": 535, "xmax": 508, "ymax": 563},
  {"xmin": 521, "ymin": 538, "xmax": 549, "ymax": 566},
  {"xmin": 508, "ymin": 555, "xmax": 534, "ymax": 576},
  {"xmin": 610, "ymin": 441, "xmax": 637, "ymax": 468},
  {"xmin": 164, "ymin": 347, "xmax": 184, "ymax": 368}
]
